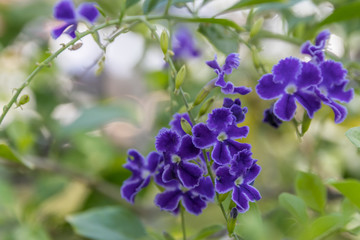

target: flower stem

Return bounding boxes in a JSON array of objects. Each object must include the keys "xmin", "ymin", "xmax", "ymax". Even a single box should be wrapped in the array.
[{"xmin": 180, "ymin": 206, "xmax": 187, "ymax": 240}]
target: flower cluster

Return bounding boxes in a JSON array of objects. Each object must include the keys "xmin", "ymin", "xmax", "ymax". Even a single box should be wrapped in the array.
[
  {"xmin": 256, "ymin": 30, "xmax": 354, "ymax": 124},
  {"xmin": 172, "ymin": 26, "xmax": 201, "ymax": 60},
  {"xmin": 121, "ymin": 98, "xmax": 261, "ymax": 215},
  {"xmin": 52, "ymin": 0, "xmax": 99, "ymax": 39}
]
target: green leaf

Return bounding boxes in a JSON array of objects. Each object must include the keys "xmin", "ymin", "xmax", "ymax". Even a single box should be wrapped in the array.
[
  {"xmin": 345, "ymin": 127, "xmax": 360, "ymax": 148},
  {"xmin": 198, "ymin": 24, "xmax": 239, "ymax": 55},
  {"xmin": 222, "ymin": 0, "xmax": 286, "ymax": 14},
  {"xmin": 331, "ymin": 179, "xmax": 360, "ymax": 209},
  {"xmin": 67, "ymin": 206, "xmax": 147, "ymax": 240},
  {"xmin": 302, "ymin": 213, "xmax": 346, "ymax": 240},
  {"xmin": 61, "ymin": 103, "xmax": 137, "ymax": 136},
  {"xmin": 318, "ymin": 1, "xmax": 360, "ymax": 27},
  {"xmin": 192, "ymin": 225, "xmax": 225, "ymax": 240},
  {"xmin": 279, "ymin": 193, "xmax": 308, "ymax": 224},
  {"xmin": 143, "ymin": 0, "xmax": 161, "ymax": 13},
  {"xmin": 301, "ymin": 113, "xmax": 312, "ymax": 136},
  {"xmin": 126, "ymin": 0, "xmax": 141, "ymax": 8},
  {"xmin": 0, "ymin": 143, "xmax": 21, "ymax": 163},
  {"xmin": 180, "ymin": 17, "xmax": 244, "ymax": 31},
  {"xmin": 295, "ymin": 172, "xmax": 326, "ymax": 213}
]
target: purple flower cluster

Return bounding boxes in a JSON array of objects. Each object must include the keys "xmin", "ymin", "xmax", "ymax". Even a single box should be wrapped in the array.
[
  {"xmin": 207, "ymin": 54, "xmax": 252, "ymax": 95},
  {"xmin": 172, "ymin": 26, "xmax": 201, "ymax": 60},
  {"xmin": 121, "ymin": 99, "xmax": 261, "ymax": 215},
  {"xmin": 52, "ymin": 0, "xmax": 99, "ymax": 39},
  {"xmin": 256, "ymin": 30, "xmax": 354, "ymax": 124}
]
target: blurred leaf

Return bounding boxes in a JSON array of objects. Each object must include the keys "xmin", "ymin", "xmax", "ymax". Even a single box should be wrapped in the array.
[
  {"xmin": 198, "ymin": 24, "xmax": 239, "ymax": 55},
  {"xmin": 345, "ymin": 127, "xmax": 360, "ymax": 148},
  {"xmin": 318, "ymin": 1, "xmax": 360, "ymax": 27},
  {"xmin": 279, "ymin": 193, "xmax": 308, "ymax": 224},
  {"xmin": 143, "ymin": 0, "xmax": 193, "ymax": 13},
  {"xmin": 0, "ymin": 180, "xmax": 16, "ymax": 214},
  {"xmin": 331, "ymin": 179, "xmax": 360, "ymax": 209},
  {"xmin": 184, "ymin": 18, "xmax": 244, "ymax": 31},
  {"xmin": 126, "ymin": 0, "xmax": 141, "ymax": 8},
  {"xmin": 67, "ymin": 206, "xmax": 147, "ymax": 240},
  {"xmin": 61, "ymin": 103, "xmax": 137, "ymax": 136},
  {"xmin": 295, "ymin": 172, "xmax": 326, "ymax": 213},
  {"xmin": 301, "ymin": 113, "xmax": 312, "ymax": 136},
  {"xmin": 13, "ymin": 224, "xmax": 51, "ymax": 240},
  {"xmin": 0, "ymin": 143, "xmax": 22, "ymax": 163},
  {"xmin": 222, "ymin": 0, "xmax": 286, "ymax": 13},
  {"xmin": 192, "ymin": 225, "xmax": 225, "ymax": 240}
]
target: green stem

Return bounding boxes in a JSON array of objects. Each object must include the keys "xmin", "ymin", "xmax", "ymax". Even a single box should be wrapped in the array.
[
  {"xmin": 292, "ymin": 118, "xmax": 302, "ymax": 141},
  {"xmin": 180, "ymin": 206, "xmax": 187, "ymax": 240},
  {"xmin": 164, "ymin": 0, "xmax": 173, "ymax": 15}
]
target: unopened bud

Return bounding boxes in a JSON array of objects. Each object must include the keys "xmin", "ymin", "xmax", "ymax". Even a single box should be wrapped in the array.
[
  {"xmin": 227, "ymin": 208, "xmax": 238, "ymax": 235},
  {"xmin": 250, "ymin": 17, "xmax": 264, "ymax": 38},
  {"xmin": 197, "ymin": 97, "xmax": 215, "ymax": 119},
  {"xmin": 18, "ymin": 95, "xmax": 30, "ymax": 105},
  {"xmin": 160, "ymin": 30, "xmax": 169, "ymax": 55},
  {"xmin": 180, "ymin": 118, "xmax": 192, "ymax": 135},
  {"xmin": 174, "ymin": 65, "xmax": 186, "ymax": 94},
  {"xmin": 193, "ymin": 80, "xmax": 216, "ymax": 106},
  {"xmin": 251, "ymin": 46, "xmax": 261, "ymax": 70}
]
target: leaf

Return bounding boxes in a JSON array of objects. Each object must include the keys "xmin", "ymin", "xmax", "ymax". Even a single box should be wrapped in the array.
[
  {"xmin": 331, "ymin": 179, "xmax": 360, "ymax": 209},
  {"xmin": 279, "ymin": 193, "xmax": 308, "ymax": 224},
  {"xmin": 126, "ymin": 0, "xmax": 141, "ymax": 8},
  {"xmin": 67, "ymin": 206, "xmax": 147, "ymax": 240},
  {"xmin": 295, "ymin": 172, "xmax": 326, "ymax": 213},
  {"xmin": 198, "ymin": 24, "xmax": 239, "ymax": 55},
  {"xmin": 301, "ymin": 113, "xmax": 312, "ymax": 136},
  {"xmin": 222, "ymin": 0, "xmax": 286, "ymax": 13},
  {"xmin": 192, "ymin": 225, "xmax": 225, "ymax": 240},
  {"xmin": 0, "ymin": 143, "xmax": 33, "ymax": 168},
  {"xmin": 180, "ymin": 18, "xmax": 244, "ymax": 31},
  {"xmin": 302, "ymin": 213, "xmax": 346, "ymax": 240},
  {"xmin": 318, "ymin": 1, "xmax": 360, "ymax": 27},
  {"xmin": 143, "ymin": 0, "xmax": 161, "ymax": 13},
  {"xmin": 345, "ymin": 127, "xmax": 360, "ymax": 148},
  {"xmin": 61, "ymin": 103, "xmax": 137, "ymax": 136}
]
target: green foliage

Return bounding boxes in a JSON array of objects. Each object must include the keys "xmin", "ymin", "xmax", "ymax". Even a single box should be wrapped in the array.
[
  {"xmin": 345, "ymin": 127, "xmax": 360, "ymax": 148},
  {"xmin": 318, "ymin": 1, "xmax": 360, "ymax": 26},
  {"xmin": 295, "ymin": 172, "xmax": 326, "ymax": 213},
  {"xmin": 224, "ymin": 0, "xmax": 287, "ymax": 13},
  {"xmin": 279, "ymin": 193, "xmax": 308, "ymax": 224},
  {"xmin": 331, "ymin": 179, "xmax": 360, "ymax": 209},
  {"xmin": 67, "ymin": 206, "xmax": 148, "ymax": 240},
  {"xmin": 192, "ymin": 225, "xmax": 224, "ymax": 240}
]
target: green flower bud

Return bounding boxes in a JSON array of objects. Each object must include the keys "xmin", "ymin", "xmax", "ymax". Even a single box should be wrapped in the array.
[
  {"xmin": 18, "ymin": 95, "xmax": 29, "ymax": 105},
  {"xmin": 250, "ymin": 17, "xmax": 264, "ymax": 38},
  {"xmin": 197, "ymin": 97, "xmax": 215, "ymax": 119},
  {"xmin": 174, "ymin": 65, "xmax": 186, "ymax": 94},
  {"xmin": 160, "ymin": 30, "xmax": 169, "ymax": 55},
  {"xmin": 180, "ymin": 118, "xmax": 192, "ymax": 135},
  {"xmin": 193, "ymin": 80, "xmax": 216, "ymax": 106},
  {"xmin": 227, "ymin": 208, "xmax": 238, "ymax": 235}
]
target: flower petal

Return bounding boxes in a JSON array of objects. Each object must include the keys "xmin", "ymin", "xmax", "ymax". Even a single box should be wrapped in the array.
[
  {"xmin": 177, "ymin": 161, "xmax": 203, "ymax": 188},
  {"xmin": 294, "ymin": 90, "xmax": 322, "ymax": 118},
  {"xmin": 230, "ymin": 105, "xmax": 247, "ymax": 123},
  {"xmin": 225, "ymin": 140, "xmax": 251, "ymax": 157},
  {"xmin": 169, "ymin": 113, "xmax": 193, "ymax": 136},
  {"xmin": 232, "ymin": 85, "xmax": 252, "ymax": 95},
  {"xmin": 51, "ymin": 23, "xmax": 72, "ymax": 39},
  {"xmin": 177, "ymin": 135, "xmax": 200, "ymax": 160},
  {"xmin": 241, "ymin": 184, "xmax": 261, "ymax": 201},
  {"xmin": 328, "ymin": 81, "xmax": 354, "ymax": 103},
  {"xmin": 215, "ymin": 166, "xmax": 235, "ymax": 193},
  {"xmin": 146, "ymin": 151, "xmax": 162, "ymax": 173},
  {"xmin": 272, "ymin": 57, "xmax": 301, "ymax": 84},
  {"xmin": 212, "ymin": 141, "xmax": 231, "ymax": 165},
  {"xmin": 207, "ymin": 108, "xmax": 233, "ymax": 132},
  {"xmin": 225, "ymin": 125, "xmax": 249, "ymax": 139},
  {"xmin": 274, "ymin": 94, "xmax": 297, "ymax": 121},
  {"xmin": 53, "ymin": 0, "xmax": 76, "ymax": 21},
  {"xmin": 155, "ymin": 189, "xmax": 182, "ymax": 211},
  {"xmin": 230, "ymin": 149, "xmax": 254, "ymax": 176},
  {"xmin": 192, "ymin": 123, "xmax": 217, "ymax": 148},
  {"xmin": 296, "ymin": 62, "xmax": 321, "ymax": 89},
  {"xmin": 121, "ymin": 177, "xmax": 150, "ymax": 203},
  {"xmin": 223, "ymin": 53, "xmax": 240, "ymax": 75},
  {"xmin": 215, "ymin": 71, "xmax": 226, "ymax": 87},
  {"xmin": 325, "ymin": 101, "xmax": 348, "ymax": 124},
  {"xmin": 77, "ymin": 2, "xmax": 99, "ymax": 23},
  {"xmin": 243, "ymin": 162, "xmax": 261, "ymax": 184},
  {"xmin": 182, "ymin": 192, "xmax": 207, "ymax": 215},
  {"xmin": 206, "ymin": 54, "xmax": 221, "ymax": 72},
  {"xmin": 155, "ymin": 128, "xmax": 180, "ymax": 153},
  {"xmin": 232, "ymin": 186, "xmax": 250, "ymax": 212},
  {"xmin": 192, "ymin": 176, "xmax": 215, "ymax": 200},
  {"xmin": 256, "ymin": 74, "xmax": 285, "ymax": 100},
  {"xmin": 319, "ymin": 60, "xmax": 347, "ymax": 88}
]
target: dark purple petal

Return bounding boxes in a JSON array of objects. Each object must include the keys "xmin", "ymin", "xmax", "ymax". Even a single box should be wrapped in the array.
[
  {"xmin": 300, "ymin": 41, "xmax": 312, "ymax": 56},
  {"xmin": 173, "ymin": 26, "xmax": 200, "ymax": 59},
  {"xmin": 155, "ymin": 128, "xmax": 180, "ymax": 153},
  {"xmin": 221, "ymin": 82, "xmax": 234, "ymax": 94},
  {"xmin": 319, "ymin": 60, "xmax": 347, "ymax": 88},
  {"xmin": 124, "ymin": 149, "xmax": 145, "ymax": 174},
  {"xmin": 162, "ymin": 164, "xmax": 178, "ymax": 183},
  {"xmin": 223, "ymin": 53, "xmax": 240, "ymax": 75},
  {"xmin": 77, "ymin": 3, "xmax": 99, "ymax": 23},
  {"xmin": 177, "ymin": 161, "xmax": 203, "ymax": 188},
  {"xmin": 328, "ymin": 81, "xmax": 354, "ymax": 103},
  {"xmin": 215, "ymin": 71, "xmax": 227, "ymax": 87},
  {"xmin": 154, "ymin": 167, "xmax": 179, "ymax": 188},
  {"xmin": 225, "ymin": 140, "xmax": 251, "ymax": 156},
  {"xmin": 256, "ymin": 74, "xmax": 285, "ymax": 100},
  {"xmin": 243, "ymin": 162, "xmax": 261, "ymax": 184},
  {"xmin": 121, "ymin": 177, "xmax": 150, "ymax": 203},
  {"xmin": 182, "ymin": 192, "xmax": 207, "ymax": 215},
  {"xmin": 272, "ymin": 57, "xmax": 301, "ymax": 84},
  {"xmin": 206, "ymin": 55, "xmax": 221, "ymax": 72},
  {"xmin": 274, "ymin": 94, "xmax": 297, "ymax": 121},
  {"xmin": 207, "ymin": 108, "xmax": 233, "ymax": 131},
  {"xmin": 315, "ymin": 29, "xmax": 330, "ymax": 47},
  {"xmin": 212, "ymin": 141, "xmax": 231, "ymax": 165},
  {"xmin": 215, "ymin": 166, "xmax": 235, "ymax": 193},
  {"xmin": 225, "ymin": 125, "xmax": 249, "ymax": 139},
  {"xmin": 296, "ymin": 62, "xmax": 321, "ymax": 88},
  {"xmin": 326, "ymin": 101, "xmax": 348, "ymax": 124},
  {"xmin": 230, "ymin": 149, "xmax": 254, "ymax": 176},
  {"xmin": 155, "ymin": 189, "xmax": 182, "ymax": 211},
  {"xmin": 65, "ymin": 24, "xmax": 77, "ymax": 38},
  {"xmin": 51, "ymin": 23, "xmax": 72, "ymax": 39},
  {"xmin": 223, "ymin": 98, "xmax": 235, "ymax": 108},
  {"xmin": 146, "ymin": 151, "xmax": 162, "ymax": 173},
  {"xmin": 263, "ymin": 106, "xmax": 282, "ymax": 128},
  {"xmin": 53, "ymin": 0, "xmax": 76, "ymax": 21},
  {"xmin": 170, "ymin": 113, "xmax": 193, "ymax": 136},
  {"xmin": 232, "ymin": 186, "xmax": 250, "ymax": 212},
  {"xmin": 232, "ymin": 85, "xmax": 252, "ymax": 95},
  {"xmin": 192, "ymin": 123, "xmax": 217, "ymax": 148},
  {"xmin": 230, "ymin": 105, "xmax": 247, "ymax": 123},
  {"xmin": 294, "ymin": 90, "xmax": 322, "ymax": 118},
  {"xmin": 177, "ymin": 135, "xmax": 200, "ymax": 160},
  {"xmin": 241, "ymin": 184, "xmax": 261, "ymax": 201},
  {"xmin": 192, "ymin": 176, "xmax": 215, "ymax": 200}
]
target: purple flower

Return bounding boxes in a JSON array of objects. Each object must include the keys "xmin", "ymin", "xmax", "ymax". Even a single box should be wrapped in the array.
[
  {"xmin": 256, "ymin": 57, "xmax": 322, "ymax": 121},
  {"xmin": 215, "ymin": 150, "xmax": 261, "ymax": 212},
  {"xmin": 263, "ymin": 105, "xmax": 282, "ymax": 128},
  {"xmin": 155, "ymin": 176, "xmax": 214, "ymax": 215},
  {"xmin": 169, "ymin": 113, "xmax": 193, "ymax": 137},
  {"xmin": 206, "ymin": 53, "xmax": 252, "ymax": 95},
  {"xmin": 121, "ymin": 150, "xmax": 162, "ymax": 203},
  {"xmin": 192, "ymin": 108, "xmax": 250, "ymax": 165},
  {"xmin": 173, "ymin": 26, "xmax": 200, "ymax": 60},
  {"xmin": 155, "ymin": 128, "xmax": 202, "ymax": 188},
  {"xmin": 223, "ymin": 98, "xmax": 248, "ymax": 124},
  {"xmin": 301, "ymin": 29, "xmax": 330, "ymax": 64},
  {"xmin": 52, "ymin": 0, "xmax": 99, "ymax": 39}
]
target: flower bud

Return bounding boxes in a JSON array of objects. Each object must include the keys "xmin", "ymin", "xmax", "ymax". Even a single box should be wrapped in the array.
[
  {"xmin": 18, "ymin": 95, "xmax": 30, "ymax": 106},
  {"xmin": 250, "ymin": 17, "xmax": 264, "ymax": 38},
  {"xmin": 197, "ymin": 97, "xmax": 215, "ymax": 119},
  {"xmin": 193, "ymin": 79, "xmax": 216, "ymax": 106},
  {"xmin": 227, "ymin": 207, "xmax": 238, "ymax": 235},
  {"xmin": 174, "ymin": 65, "xmax": 186, "ymax": 94},
  {"xmin": 160, "ymin": 30, "xmax": 169, "ymax": 55},
  {"xmin": 180, "ymin": 118, "xmax": 192, "ymax": 135}
]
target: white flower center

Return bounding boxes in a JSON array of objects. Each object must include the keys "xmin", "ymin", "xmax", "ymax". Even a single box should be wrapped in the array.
[
  {"xmin": 285, "ymin": 84, "xmax": 297, "ymax": 95},
  {"xmin": 171, "ymin": 155, "xmax": 181, "ymax": 164},
  {"xmin": 217, "ymin": 132, "xmax": 228, "ymax": 142},
  {"xmin": 235, "ymin": 176, "xmax": 244, "ymax": 186}
]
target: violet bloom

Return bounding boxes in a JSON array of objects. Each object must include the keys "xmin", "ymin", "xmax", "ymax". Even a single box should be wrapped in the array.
[
  {"xmin": 121, "ymin": 150, "xmax": 162, "ymax": 203},
  {"xmin": 155, "ymin": 128, "xmax": 202, "ymax": 188},
  {"xmin": 263, "ymin": 105, "xmax": 282, "ymax": 128},
  {"xmin": 155, "ymin": 176, "xmax": 214, "ymax": 215},
  {"xmin": 206, "ymin": 53, "xmax": 252, "ymax": 95},
  {"xmin": 215, "ymin": 150, "xmax": 261, "ymax": 212},
  {"xmin": 301, "ymin": 29, "xmax": 330, "ymax": 64},
  {"xmin": 173, "ymin": 26, "xmax": 200, "ymax": 60},
  {"xmin": 169, "ymin": 113, "xmax": 193, "ymax": 137},
  {"xmin": 192, "ymin": 108, "xmax": 250, "ymax": 165},
  {"xmin": 256, "ymin": 57, "xmax": 322, "ymax": 121},
  {"xmin": 223, "ymin": 98, "xmax": 248, "ymax": 123},
  {"xmin": 52, "ymin": 0, "xmax": 99, "ymax": 39}
]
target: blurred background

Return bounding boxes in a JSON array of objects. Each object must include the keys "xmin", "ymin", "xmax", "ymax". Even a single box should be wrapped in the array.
[{"xmin": 0, "ymin": 0, "xmax": 359, "ymax": 239}]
